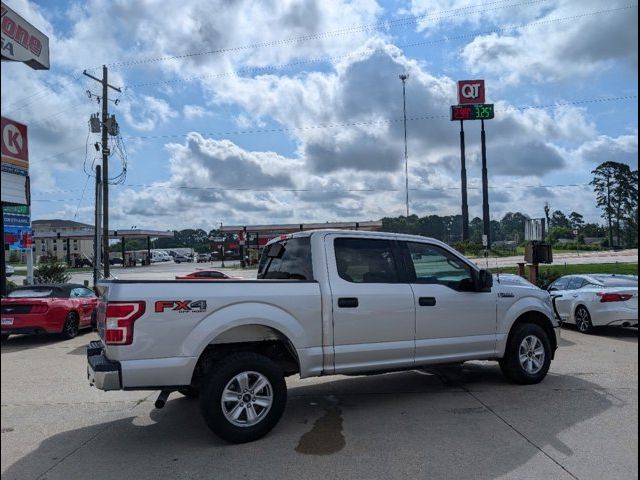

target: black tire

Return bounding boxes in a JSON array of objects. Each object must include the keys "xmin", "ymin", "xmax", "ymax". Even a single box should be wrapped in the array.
[
  {"xmin": 1, "ymin": 333, "xmax": 9, "ymax": 341},
  {"xmin": 178, "ymin": 387, "xmax": 200, "ymax": 399},
  {"xmin": 90, "ymin": 310, "xmax": 98, "ymax": 330},
  {"xmin": 60, "ymin": 312, "xmax": 80, "ymax": 339},
  {"xmin": 575, "ymin": 306, "xmax": 595, "ymax": 334},
  {"xmin": 500, "ymin": 323, "xmax": 552, "ymax": 385},
  {"xmin": 199, "ymin": 352, "xmax": 287, "ymax": 444}
]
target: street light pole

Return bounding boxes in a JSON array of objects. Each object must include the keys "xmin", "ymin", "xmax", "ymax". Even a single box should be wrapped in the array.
[{"xmin": 399, "ymin": 74, "xmax": 409, "ymax": 217}]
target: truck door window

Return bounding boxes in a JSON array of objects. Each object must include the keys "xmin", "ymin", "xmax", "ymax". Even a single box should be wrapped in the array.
[
  {"xmin": 258, "ymin": 237, "xmax": 313, "ymax": 280},
  {"xmin": 334, "ymin": 238, "xmax": 399, "ymax": 283},
  {"xmin": 405, "ymin": 242, "xmax": 475, "ymax": 291}
]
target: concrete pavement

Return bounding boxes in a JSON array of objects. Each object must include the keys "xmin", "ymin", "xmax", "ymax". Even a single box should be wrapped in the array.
[{"xmin": 1, "ymin": 326, "xmax": 637, "ymax": 480}]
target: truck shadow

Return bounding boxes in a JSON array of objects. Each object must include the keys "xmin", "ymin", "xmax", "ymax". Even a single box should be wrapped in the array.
[{"xmin": 2, "ymin": 366, "xmax": 623, "ymax": 480}]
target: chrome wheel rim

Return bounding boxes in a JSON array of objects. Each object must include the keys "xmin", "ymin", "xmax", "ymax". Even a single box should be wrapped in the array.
[
  {"xmin": 221, "ymin": 371, "xmax": 273, "ymax": 427},
  {"xmin": 518, "ymin": 335, "xmax": 545, "ymax": 374},
  {"xmin": 576, "ymin": 308, "xmax": 590, "ymax": 332}
]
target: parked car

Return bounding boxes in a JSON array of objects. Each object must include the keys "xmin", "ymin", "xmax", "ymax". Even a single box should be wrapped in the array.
[
  {"xmin": 110, "ymin": 257, "xmax": 124, "ymax": 265},
  {"xmin": 175, "ymin": 270, "xmax": 238, "ymax": 280},
  {"xmin": 173, "ymin": 254, "xmax": 193, "ymax": 264},
  {"xmin": 197, "ymin": 253, "xmax": 210, "ymax": 263},
  {"xmin": 2, "ymin": 284, "xmax": 98, "ymax": 341},
  {"xmin": 5, "ymin": 265, "xmax": 15, "ymax": 277},
  {"xmin": 548, "ymin": 274, "xmax": 638, "ymax": 333},
  {"xmin": 88, "ymin": 230, "xmax": 559, "ymax": 444}
]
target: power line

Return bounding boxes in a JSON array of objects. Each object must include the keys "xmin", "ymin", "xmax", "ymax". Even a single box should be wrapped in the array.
[
  {"xmin": 31, "ymin": 182, "xmax": 593, "ymax": 201},
  {"xmin": 90, "ymin": 0, "xmax": 551, "ymax": 71},
  {"xmin": 27, "ymin": 93, "xmax": 636, "ymax": 168},
  {"xmin": 121, "ymin": 95, "xmax": 637, "ymax": 140},
  {"xmin": 124, "ymin": 4, "xmax": 636, "ymax": 89}
]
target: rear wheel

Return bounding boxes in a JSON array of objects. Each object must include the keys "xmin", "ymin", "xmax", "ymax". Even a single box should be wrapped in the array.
[
  {"xmin": 500, "ymin": 323, "xmax": 551, "ymax": 385},
  {"xmin": 575, "ymin": 306, "xmax": 594, "ymax": 334},
  {"xmin": 200, "ymin": 352, "xmax": 287, "ymax": 443},
  {"xmin": 60, "ymin": 312, "xmax": 80, "ymax": 339}
]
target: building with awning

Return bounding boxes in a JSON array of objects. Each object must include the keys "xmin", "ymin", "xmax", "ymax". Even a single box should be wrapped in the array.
[
  {"xmin": 32, "ymin": 219, "xmax": 173, "ymax": 265},
  {"xmin": 218, "ymin": 221, "xmax": 383, "ymax": 264}
]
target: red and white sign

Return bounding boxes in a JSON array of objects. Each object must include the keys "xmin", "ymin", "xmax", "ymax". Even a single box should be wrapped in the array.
[
  {"xmin": 1, "ymin": 2, "xmax": 50, "ymax": 70},
  {"xmin": 1, "ymin": 116, "xmax": 28, "ymax": 170},
  {"xmin": 457, "ymin": 80, "xmax": 485, "ymax": 105}
]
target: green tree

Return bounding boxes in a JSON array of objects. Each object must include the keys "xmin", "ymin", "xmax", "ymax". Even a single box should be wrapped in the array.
[
  {"xmin": 550, "ymin": 210, "xmax": 570, "ymax": 229},
  {"xmin": 591, "ymin": 162, "xmax": 617, "ymax": 247},
  {"xmin": 34, "ymin": 260, "xmax": 71, "ymax": 284},
  {"xmin": 568, "ymin": 212, "xmax": 585, "ymax": 231},
  {"xmin": 591, "ymin": 161, "xmax": 637, "ymax": 248}
]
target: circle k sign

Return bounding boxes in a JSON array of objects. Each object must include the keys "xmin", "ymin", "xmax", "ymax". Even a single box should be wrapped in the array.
[
  {"xmin": 1, "ymin": 116, "xmax": 29, "ymax": 167},
  {"xmin": 457, "ymin": 80, "xmax": 485, "ymax": 105}
]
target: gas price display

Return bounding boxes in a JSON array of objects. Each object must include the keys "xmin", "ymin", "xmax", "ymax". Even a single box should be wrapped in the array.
[{"xmin": 450, "ymin": 104, "xmax": 494, "ymax": 121}]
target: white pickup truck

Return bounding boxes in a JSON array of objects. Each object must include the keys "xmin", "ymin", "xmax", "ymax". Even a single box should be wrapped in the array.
[{"xmin": 88, "ymin": 230, "xmax": 560, "ymax": 443}]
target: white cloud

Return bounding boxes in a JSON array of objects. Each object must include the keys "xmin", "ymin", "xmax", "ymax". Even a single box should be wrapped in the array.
[
  {"xmin": 182, "ymin": 104, "xmax": 210, "ymax": 120},
  {"xmin": 459, "ymin": 0, "xmax": 638, "ymax": 84},
  {"xmin": 120, "ymin": 94, "xmax": 177, "ymax": 131}
]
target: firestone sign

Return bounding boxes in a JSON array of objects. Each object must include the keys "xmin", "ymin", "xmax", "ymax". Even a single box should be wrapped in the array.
[
  {"xmin": 457, "ymin": 80, "xmax": 485, "ymax": 105},
  {"xmin": 1, "ymin": 1, "xmax": 50, "ymax": 70}
]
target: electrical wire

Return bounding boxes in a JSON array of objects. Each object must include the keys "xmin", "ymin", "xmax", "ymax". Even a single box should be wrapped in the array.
[
  {"xmin": 89, "ymin": 0, "xmax": 552, "ymax": 70},
  {"xmin": 121, "ymin": 95, "xmax": 638, "ymax": 140},
  {"xmin": 30, "ymin": 182, "xmax": 593, "ymax": 202},
  {"xmin": 124, "ymin": 4, "xmax": 638, "ymax": 89}
]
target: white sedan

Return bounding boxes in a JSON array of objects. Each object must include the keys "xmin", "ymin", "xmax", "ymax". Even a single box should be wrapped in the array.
[{"xmin": 548, "ymin": 274, "xmax": 638, "ymax": 333}]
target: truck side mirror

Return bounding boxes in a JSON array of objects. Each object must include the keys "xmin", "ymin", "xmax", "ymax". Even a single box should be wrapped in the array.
[{"xmin": 476, "ymin": 269, "xmax": 493, "ymax": 292}]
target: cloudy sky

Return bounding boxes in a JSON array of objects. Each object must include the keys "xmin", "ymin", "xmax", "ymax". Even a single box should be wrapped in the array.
[{"xmin": 1, "ymin": 0, "xmax": 637, "ymax": 232}]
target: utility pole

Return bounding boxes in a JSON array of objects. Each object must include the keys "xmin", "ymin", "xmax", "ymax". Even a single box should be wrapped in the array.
[
  {"xmin": 480, "ymin": 119, "xmax": 491, "ymax": 249},
  {"xmin": 93, "ymin": 165, "xmax": 102, "ymax": 287},
  {"xmin": 83, "ymin": 66, "xmax": 121, "ymax": 278},
  {"xmin": 459, "ymin": 120, "xmax": 469, "ymax": 241},
  {"xmin": 399, "ymin": 74, "xmax": 409, "ymax": 217}
]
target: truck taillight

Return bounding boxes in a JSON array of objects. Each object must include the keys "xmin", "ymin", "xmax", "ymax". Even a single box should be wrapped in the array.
[
  {"xmin": 597, "ymin": 293, "xmax": 632, "ymax": 303},
  {"xmin": 104, "ymin": 301, "xmax": 145, "ymax": 345}
]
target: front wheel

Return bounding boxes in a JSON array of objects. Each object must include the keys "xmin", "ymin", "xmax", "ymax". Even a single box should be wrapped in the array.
[
  {"xmin": 575, "ymin": 306, "xmax": 595, "ymax": 334},
  {"xmin": 200, "ymin": 352, "xmax": 287, "ymax": 444},
  {"xmin": 60, "ymin": 312, "xmax": 80, "ymax": 339},
  {"xmin": 500, "ymin": 323, "xmax": 551, "ymax": 385}
]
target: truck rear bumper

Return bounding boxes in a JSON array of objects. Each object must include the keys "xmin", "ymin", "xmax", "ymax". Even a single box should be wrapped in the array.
[{"xmin": 87, "ymin": 340, "xmax": 122, "ymax": 391}]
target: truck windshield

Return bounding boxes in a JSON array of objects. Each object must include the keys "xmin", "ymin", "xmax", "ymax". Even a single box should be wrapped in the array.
[{"xmin": 258, "ymin": 237, "xmax": 313, "ymax": 280}]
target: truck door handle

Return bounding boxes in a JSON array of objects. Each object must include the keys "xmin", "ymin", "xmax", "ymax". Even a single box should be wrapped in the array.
[
  {"xmin": 338, "ymin": 297, "xmax": 359, "ymax": 308},
  {"xmin": 419, "ymin": 297, "xmax": 436, "ymax": 306}
]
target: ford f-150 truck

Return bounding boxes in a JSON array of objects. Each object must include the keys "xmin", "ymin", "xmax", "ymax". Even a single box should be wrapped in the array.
[{"xmin": 87, "ymin": 230, "xmax": 560, "ymax": 443}]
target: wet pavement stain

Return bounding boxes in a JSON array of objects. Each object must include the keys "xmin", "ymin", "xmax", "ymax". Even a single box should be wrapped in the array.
[{"xmin": 295, "ymin": 405, "xmax": 345, "ymax": 455}]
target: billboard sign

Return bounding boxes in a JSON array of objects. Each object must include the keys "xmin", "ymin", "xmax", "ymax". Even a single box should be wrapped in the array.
[
  {"xmin": 1, "ymin": 2, "xmax": 50, "ymax": 70},
  {"xmin": 3, "ymin": 205, "xmax": 30, "ymax": 226},
  {"xmin": 450, "ymin": 104, "xmax": 494, "ymax": 121},
  {"xmin": 4, "ymin": 225, "xmax": 33, "ymax": 250},
  {"xmin": 1, "ymin": 116, "xmax": 29, "ymax": 205},
  {"xmin": 457, "ymin": 80, "xmax": 485, "ymax": 105}
]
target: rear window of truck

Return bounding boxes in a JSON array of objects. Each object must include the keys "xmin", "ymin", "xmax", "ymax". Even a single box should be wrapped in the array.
[{"xmin": 258, "ymin": 237, "xmax": 313, "ymax": 280}]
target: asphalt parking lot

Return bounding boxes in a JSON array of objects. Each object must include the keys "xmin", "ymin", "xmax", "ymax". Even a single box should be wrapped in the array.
[{"xmin": 1, "ymin": 324, "xmax": 637, "ymax": 480}]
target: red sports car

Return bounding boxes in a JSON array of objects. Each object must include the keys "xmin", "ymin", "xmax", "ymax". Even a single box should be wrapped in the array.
[
  {"xmin": 1, "ymin": 284, "xmax": 98, "ymax": 341},
  {"xmin": 175, "ymin": 270, "xmax": 239, "ymax": 280}
]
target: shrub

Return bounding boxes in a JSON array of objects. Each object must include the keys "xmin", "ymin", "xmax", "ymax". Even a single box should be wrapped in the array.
[{"xmin": 34, "ymin": 260, "xmax": 71, "ymax": 284}]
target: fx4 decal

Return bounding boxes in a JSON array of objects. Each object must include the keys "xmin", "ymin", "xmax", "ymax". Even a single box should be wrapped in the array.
[{"xmin": 155, "ymin": 300, "xmax": 207, "ymax": 313}]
